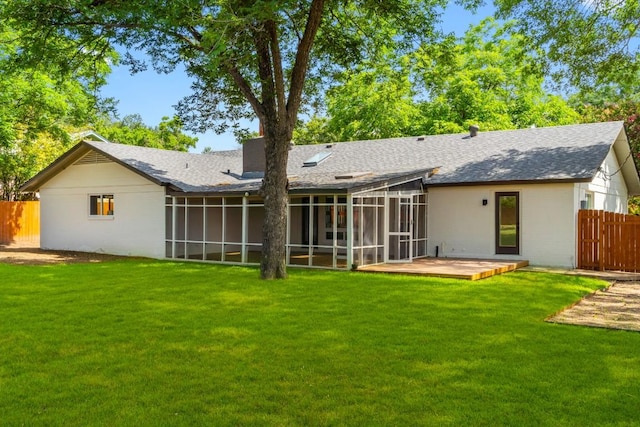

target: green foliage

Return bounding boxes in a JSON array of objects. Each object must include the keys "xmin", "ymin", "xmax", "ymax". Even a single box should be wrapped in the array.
[
  {"xmin": 417, "ymin": 18, "xmax": 580, "ymax": 134},
  {"xmin": 293, "ymin": 116, "xmax": 337, "ymax": 145},
  {"xmin": 1, "ymin": 0, "xmax": 461, "ymax": 138},
  {"xmin": 294, "ymin": 19, "xmax": 579, "ymax": 143},
  {"xmin": 578, "ymin": 99, "xmax": 640, "ymax": 169},
  {"xmin": 326, "ymin": 60, "xmax": 422, "ymax": 141},
  {"xmin": 95, "ymin": 114, "xmax": 197, "ymax": 152},
  {"xmin": 234, "ymin": 129, "xmax": 261, "ymax": 145},
  {"xmin": 2, "ymin": 261, "xmax": 640, "ymax": 424},
  {"xmin": 0, "ymin": 27, "xmax": 111, "ymax": 200},
  {"xmin": 0, "ymin": 134, "xmax": 71, "ymax": 201},
  {"xmin": 496, "ymin": 0, "xmax": 640, "ymax": 91}
]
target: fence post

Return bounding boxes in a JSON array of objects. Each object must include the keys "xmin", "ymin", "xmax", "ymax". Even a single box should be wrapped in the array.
[{"xmin": 598, "ymin": 211, "xmax": 605, "ymax": 271}]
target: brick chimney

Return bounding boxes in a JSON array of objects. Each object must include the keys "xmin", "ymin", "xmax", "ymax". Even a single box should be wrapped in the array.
[{"xmin": 242, "ymin": 136, "xmax": 266, "ymax": 177}]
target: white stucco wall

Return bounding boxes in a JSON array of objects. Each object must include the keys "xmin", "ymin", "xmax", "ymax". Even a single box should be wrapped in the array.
[
  {"xmin": 39, "ymin": 160, "xmax": 166, "ymax": 258},
  {"xmin": 574, "ymin": 147, "xmax": 629, "ymax": 213},
  {"xmin": 427, "ymin": 148, "xmax": 632, "ymax": 268},
  {"xmin": 427, "ymin": 184, "xmax": 577, "ymax": 268}
]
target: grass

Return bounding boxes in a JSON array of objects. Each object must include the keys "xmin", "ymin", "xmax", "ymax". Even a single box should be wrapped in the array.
[
  {"xmin": 499, "ymin": 224, "xmax": 517, "ymax": 246},
  {"xmin": 1, "ymin": 260, "xmax": 639, "ymax": 426}
]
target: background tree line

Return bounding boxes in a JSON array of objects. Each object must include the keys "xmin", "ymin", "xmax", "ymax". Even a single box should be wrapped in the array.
[{"xmin": 0, "ymin": 27, "xmax": 197, "ymax": 202}]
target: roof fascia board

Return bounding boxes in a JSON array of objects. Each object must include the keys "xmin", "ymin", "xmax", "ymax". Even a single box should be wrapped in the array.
[
  {"xmin": 612, "ymin": 128, "xmax": 640, "ymax": 196},
  {"xmin": 166, "ymin": 190, "xmax": 257, "ymax": 197},
  {"xmin": 21, "ymin": 141, "xmax": 168, "ymax": 192},
  {"xmin": 72, "ymin": 130, "xmax": 110, "ymax": 143},
  {"xmin": 346, "ymin": 169, "xmax": 433, "ymax": 194},
  {"xmin": 289, "ymin": 188, "xmax": 350, "ymax": 195},
  {"xmin": 425, "ymin": 178, "xmax": 593, "ymax": 188},
  {"xmin": 20, "ymin": 141, "xmax": 91, "ymax": 192}
]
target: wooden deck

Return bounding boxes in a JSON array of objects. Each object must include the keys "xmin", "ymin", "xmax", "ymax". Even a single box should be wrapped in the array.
[{"xmin": 357, "ymin": 257, "xmax": 529, "ymax": 280}]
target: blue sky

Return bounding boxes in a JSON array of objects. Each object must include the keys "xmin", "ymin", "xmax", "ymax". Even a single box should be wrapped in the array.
[{"xmin": 101, "ymin": 3, "xmax": 496, "ymax": 153}]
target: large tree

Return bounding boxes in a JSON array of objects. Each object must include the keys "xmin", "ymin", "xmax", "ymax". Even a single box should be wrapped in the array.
[
  {"xmin": 294, "ymin": 19, "xmax": 579, "ymax": 143},
  {"xmin": 0, "ymin": 26, "xmax": 110, "ymax": 200},
  {"xmin": 324, "ymin": 59, "xmax": 422, "ymax": 141},
  {"xmin": 2, "ymin": 0, "xmax": 461, "ymax": 278},
  {"xmin": 495, "ymin": 0, "xmax": 640, "ymax": 91},
  {"xmin": 417, "ymin": 18, "xmax": 580, "ymax": 133}
]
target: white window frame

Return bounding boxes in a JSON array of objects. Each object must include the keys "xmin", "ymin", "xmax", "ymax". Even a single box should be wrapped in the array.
[
  {"xmin": 89, "ymin": 194, "xmax": 115, "ymax": 218},
  {"xmin": 584, "ymin": 191, "xmax": 594, "ymax": 210}
]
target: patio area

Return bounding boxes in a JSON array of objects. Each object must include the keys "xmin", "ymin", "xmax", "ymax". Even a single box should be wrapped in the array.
[{"xmin": 357, "ymin": 257, "xmax": 529, "ymax": 280}]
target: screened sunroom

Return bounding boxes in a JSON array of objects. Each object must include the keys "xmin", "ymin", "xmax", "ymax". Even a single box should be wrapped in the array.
[{"xmin": 164, "ymin": 184, "xmax": 428, "ymax": 270}]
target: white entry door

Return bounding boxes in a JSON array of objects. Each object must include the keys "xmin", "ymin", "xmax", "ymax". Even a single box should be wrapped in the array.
[{"xmin": 386, "ymin": 195, "xmax": 413, "ymax": 262}]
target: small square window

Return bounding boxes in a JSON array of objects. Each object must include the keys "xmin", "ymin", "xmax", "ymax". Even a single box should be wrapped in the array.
[
  {"xmin": 90, "ymin": 194, "xmax": 114, "ymax": 216},
  {"xmin": 583, "ymin": 191, "xmax": 594, "ymax": 210}
]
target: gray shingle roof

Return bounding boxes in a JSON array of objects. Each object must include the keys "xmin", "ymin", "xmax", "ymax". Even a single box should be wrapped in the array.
[
  {"xmin": 285, "ymin": 121, "xmax": 625, "ymax": 188},
  {"xmin": 23, "ymin": 121, "xmax": 637, "ymax": 195}
]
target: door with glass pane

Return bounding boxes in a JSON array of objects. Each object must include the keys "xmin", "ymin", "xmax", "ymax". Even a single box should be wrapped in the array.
[
  {"xmin": 495, "ymin": 192, "xmax": 519, "ymax": 255},
  {"xmin": 387, "ymin": 196, "xmax": 413, "ymax": 262}
]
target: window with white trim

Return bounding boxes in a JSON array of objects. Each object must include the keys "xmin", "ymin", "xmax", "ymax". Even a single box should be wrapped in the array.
[
  {"xmin": 90, "ymin": 194, "xmax": 114, "ymax": 216},
  {"xmin": 584, "ymin": 191, "xmax": 594, "ymax": 210}
]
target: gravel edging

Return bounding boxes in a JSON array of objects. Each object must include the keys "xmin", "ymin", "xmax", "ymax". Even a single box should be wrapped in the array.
[{"xmin": 547, "ymin": 281, "xmax": 640, "ymax": 332}]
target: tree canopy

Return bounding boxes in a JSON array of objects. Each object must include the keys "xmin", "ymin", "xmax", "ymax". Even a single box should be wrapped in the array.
[
  {"xmin": 324, "ymin": 59, "xmax": 422, "ymax": 141},
  {"xmin": 95, "ymin": 114, "xmax": 197, "ymax": 152},
  {"xmin": 294, "ymin": 19, "xmax": 579, "ymax": 143},
  {"xmin": 0, "ymin": 26, "xmax": 111, "ymax": 200},
  {"xmin": 417, "ymin": 19, "xmax": 580, "ymax": 133},
  {"xmin": 0, "ymin": 24, "xmax": 196, "ymax": 200},
  {"xmin": 495, "ymin": 0, "xmax": 640, "ymax": 91},
  {"xmin": 2, "ymin": 0, "xmax": 469, "ymax": 278}
]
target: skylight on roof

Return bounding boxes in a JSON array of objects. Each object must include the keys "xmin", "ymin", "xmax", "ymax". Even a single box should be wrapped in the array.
[{"xmin": 303, "ymin": 151, "xmax": 332, "ymax": 167}]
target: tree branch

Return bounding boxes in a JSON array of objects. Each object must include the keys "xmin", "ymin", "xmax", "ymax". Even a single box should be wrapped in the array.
[
  {"xmin": 286, "ymin": 0, "xmax": 325, "ymax": 131},
  {"xmin": 253, "ymin": 25, "xmax": 277, "ymax": 125},
  {"xmin": 265, "ymin": 19, "xmax": 286, "ymax": 123},
  {"xmin": 226, "ymin": 62, "xmax": 265, "ymax": 120}
]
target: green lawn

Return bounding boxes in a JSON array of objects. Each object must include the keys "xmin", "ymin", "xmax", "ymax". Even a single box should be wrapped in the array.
[{"xmin": 1, "ymin": 260, "xmax": 639, "ymax": 426}]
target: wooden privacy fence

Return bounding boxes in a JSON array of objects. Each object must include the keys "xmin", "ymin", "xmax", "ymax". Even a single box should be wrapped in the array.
[
  {"xmin": 578, "ymin": 209, "xmax": 640, "ymax": 272},
  {"xmin": 0, "ymin": 201, "xmax": 40, "ymax": 244}
]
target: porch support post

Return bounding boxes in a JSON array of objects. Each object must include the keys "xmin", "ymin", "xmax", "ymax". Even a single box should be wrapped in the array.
[
  {"xmin": 308, "ymin": 196, "xmax": 314, "ymax": 266},
  {"xmin": 202, "ymin": 197, "xmax": 207, "ymax": 261},
  {"xmin": 221, "ymin": 197, "xmax": 226, "ymax": 262},
  {"xmin": 333, "ymin": 195, "xmax": 338, "ymax": 269},
  {"xmin": 184, "ymin": 197, "xmax": 188, "ymax": 258},
  {"xmin": 241, "ymin": 194, "xmax": 248, "ymax": 264},
  {"xmin": 347, "ymin": 194, "xmax": 354, "ymax": 269},
  {"xmin": 383, "ymin": 192, "xmax": 389, "ymax": 263},
  {"xmin": 286, "ymin": 197, "xmax": 291, "ymax": 266},
  {"xmin": 171, "ymin": 196, "xmax": 177, "ymax": 259}
]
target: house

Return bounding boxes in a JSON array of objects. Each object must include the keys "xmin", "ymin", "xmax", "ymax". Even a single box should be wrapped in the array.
[{"xmin": 21, "ymin": 121, "xmax": 640, "ymax": 269}]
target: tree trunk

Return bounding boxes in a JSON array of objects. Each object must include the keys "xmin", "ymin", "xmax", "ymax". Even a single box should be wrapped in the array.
[{"xmin": 260, "ymin": 129, "xmax": 290, "ymax": 279}]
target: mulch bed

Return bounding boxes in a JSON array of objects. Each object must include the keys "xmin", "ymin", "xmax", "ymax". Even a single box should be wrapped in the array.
[
  {"xmin": 547, "ymin": 281, "xmax": 640, "ymax": 333},
  {"xmin": 0, "ymin": 242, "xmax": 127, "ymax": 265}
]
